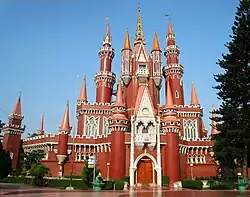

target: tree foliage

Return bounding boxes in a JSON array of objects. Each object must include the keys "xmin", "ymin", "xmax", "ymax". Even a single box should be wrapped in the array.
[
  {"xmin": 0, "ymin": 142, "xmax": 12, "ymax": 179},
  {"xmin": 20, "ymin": 149, "xmax": 46, "ymax": 172},
  {"xmin": 81, "ymin": 159, "xmax": 100, "ymax": 187},
  {"xmin": 213, "ymin": 0, "xmax": 250, "ymax": 178},
  {"xmin": 30, "ymin": 163, "xmax": 49, "ymax": 186}
]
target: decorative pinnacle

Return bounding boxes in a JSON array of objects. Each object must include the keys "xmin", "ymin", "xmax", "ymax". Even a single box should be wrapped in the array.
[
  {"xmin": 103, "ymin": 17, "xmax": 111, "ymax": 44},
  {"xmin": 39, "ymin": 113, "xmax": 44, "ymax": 131},
  {"xmin": 166, "ymin": 79, "xmax": 174, "ymax": 108},
  {"xmin": 79, "ymin": 75, "xmax": 87, "ymax": 102},
  {"xmin": 123, "ymin": 28, "xmax": 131, "ymax": 50},
  {"xmin": 134, "ymin": 7, "xmax": 145, "ymax": 45},
  {"xmin": 12, "ymin": 93, "xmax": 22, "ymax": 116},
  {"xmin": 115, "ymin": 81, "xmax": 125, "ymax": 106},
  {"xmin": 152, "ymin": 31, "xmax": 161, "ymax": 52},
  {"xmin": 191, "ymin": 82, "xmax": 199, "ymax": 105},
  {"xmin": 59, "ymin": 100, "xmax": 71, "ymax": 132}
]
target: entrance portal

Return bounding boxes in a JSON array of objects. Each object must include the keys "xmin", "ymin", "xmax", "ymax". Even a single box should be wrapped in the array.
[{"xmin": 137, "ymin": 156, "xmax": 153, "ymax": 184}]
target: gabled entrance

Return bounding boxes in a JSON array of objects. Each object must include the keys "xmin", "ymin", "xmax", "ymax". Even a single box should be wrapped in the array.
[{"xmin": 137, "ymin": 156, "xmax": 153, "ymax": 184}]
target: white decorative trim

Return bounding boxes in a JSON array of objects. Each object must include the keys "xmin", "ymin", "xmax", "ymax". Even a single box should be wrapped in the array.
[
  {"xmin": 84, "ymin": 116, "xmax": 100, "ymax": 139},
  {"xmin": 103, "ymin": 117, "xmax": 110, "ymax": 136},
  {"xmin": 183, "ymin": 119, "xmax": 198, "ymax": 140},
  {"xmin": 136, "ymin": 43, "xmax": 149, "ymax": 62}
]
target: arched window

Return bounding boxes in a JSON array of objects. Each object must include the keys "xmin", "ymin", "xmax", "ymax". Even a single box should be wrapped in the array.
[
  {"xmin": 76, "ymin": 152, "xmax": 80, "ymax": 161},
  {"xmin": 197, "ymin": 155, "xmax": 201, "ymax": 163},
  {"xmin": 188, "ymin": 155, "xmax": 193, "ymax": 164}
]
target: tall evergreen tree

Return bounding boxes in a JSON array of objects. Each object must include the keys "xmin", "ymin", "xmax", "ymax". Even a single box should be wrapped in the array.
[
  {"xmin": 0, "ymin": 142, "xmax": 12, "ymax": 179},
  {"xmin": 213, "ymin": 0, "xmax": 250, "ymax": 179}
]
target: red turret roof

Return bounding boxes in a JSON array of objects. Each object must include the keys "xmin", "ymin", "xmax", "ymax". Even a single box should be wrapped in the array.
[
  {"xmin": 115, "ymin": 82, "xmax": 125, "ymax": 107},
  {"xmin": 168, "ymin": 19, "xmax": 174, "ymax": 34},
  {"xmin": 191, "ymin": 82, "xmax": 199, "ymax": 105},
  {"xmin": 12, "ymin": 94, "xmax": 22, "ymax": 116},
  {"xmin": 59, "ymin": 101, "xmax": 71, "ymax": 132},
  {"xmin": 166, "ymin": 79, "xmax": 174, "ymax": 108},
  {"xmin": 79, "ymin": 75, "xmax": 87, "ymax": 101}
]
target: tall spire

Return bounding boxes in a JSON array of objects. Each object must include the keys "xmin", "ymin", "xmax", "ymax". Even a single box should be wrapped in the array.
[
  {"xmin": 38, "ymin": 113, "xmax": 44, "ymax": 135},
  {"xmin": 123, "ymin": 29, "xmax": 131, "ymax": 50},
  {"xmin": 115, "ymin": 82, "xmax": 125, "ymax": 106},
  {"xmin": 166, "ymin": 80, "xmax": 174, "ymax": 108},
  {"xmin": 103, "ymin": 18, "xmax": 111, "ymax": 45},
  {"xmin": 79, "ymin": 75, "xmax": 87, "ymax": 102},
  {"xmin": 12, "ymin": 93, "xmax": 22, "ymax": 116},
  {"xmin": 168, "ymin": 18, "xmax": 174, "ymax": 34},
  {"xmin": 191, "ymin": 82, "xmax": 199, "ymax": 105},
  {"xmin": 39, "ymin": 113, "xmax": 44, "ymax": 131},
  {"xmin": 134, "ymin": 8, "xmax": 145, "ymax": 45},
  {"xmin": 152, "ymin": 31, "xmax": 161, "ymax": 51},
  {"xmin": 59, "ymin": 101, "xmax": 71, "ymax": 132}
]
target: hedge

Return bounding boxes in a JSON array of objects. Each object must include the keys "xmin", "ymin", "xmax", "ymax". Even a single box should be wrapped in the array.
[
  {"xmin": 113, "ymin": 179, "xmax": 124, "ymax": 190},
  {"xmin": 48, "ymin": 179, "xmax": 88, "ymax": 190},
  {"xmin": 209, "ymin": 180, "xmax": 235, "ymax": 190},
  {"xmin": 3, "ymin": 176, "xmax": 125, "ymax": 190},
  {"xmin": 181, "ymin": 179, "xmax": 203, "ymax": 190},
  {"xmin": 162, "ymin": 176, "xmax": 169, "ymax": 186},
  {"xmin": 123, "ymin": 176, "xmax": 130, "ymax": 185},
  {"xmin": 3, "ymin": 177, "xmax": 89, "ymax": 190},
  {"xmin": 102, "ymin": 180, "xmax": 114, "ymax": 190}
]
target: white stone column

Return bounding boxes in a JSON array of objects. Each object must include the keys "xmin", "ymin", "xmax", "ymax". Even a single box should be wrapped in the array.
[
  {"xmin": 156, "ymin": 116, "xmax": 162, "ymax": 187},
  {"xmin": 129, "ymin": 116, "xmax": 135, "ymax": 187}
]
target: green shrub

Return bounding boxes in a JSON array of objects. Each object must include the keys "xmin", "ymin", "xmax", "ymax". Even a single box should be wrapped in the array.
[
  {"xmin": 48, "ymin": 179, "xmax": 88, "ymax": 190},
  {"xmin": 29, "ymin": 164, "xmax": 49, "ymax": 187},
  {"xmin": 162, "ymin": 176, "xmax": 169, "ymax": 186},
  {"xmin": 6, "ymin": 177, "xmax": 32, "ymax": 184},
  {"xmin": 210, "ymin": 180, "xmax": 235, "ymax": 190},
  {"xmin": 64, "ymin": 175, "xmax": 82, "ymax": 179},
  {"xmin": 113, "ymin": 179, "xmax": 124, "ymax": 190},
  {"xmin": 11, "ymin": 169, "xmax": 21, "ymax": 177},
  {"xmin": 181, "ymin": 179, "xmax": 203, "ymax": 190},
  {"xmin": 103, "ymin": 180, "xmax": 114, "ymax": 190},
  {"xmin": 123, "ymin": 176, "xmax": 130, "ymax": 184}
]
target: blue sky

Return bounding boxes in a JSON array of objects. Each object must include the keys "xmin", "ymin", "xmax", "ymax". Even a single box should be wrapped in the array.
[{"xmin": 0, "ymin": 0, "xmax": 239, "ymax": 137}]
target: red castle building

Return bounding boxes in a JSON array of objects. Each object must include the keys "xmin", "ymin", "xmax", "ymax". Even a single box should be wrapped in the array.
[{"xmin": 2, "ymin": 9, "xmax": 220, "ymax": 187}]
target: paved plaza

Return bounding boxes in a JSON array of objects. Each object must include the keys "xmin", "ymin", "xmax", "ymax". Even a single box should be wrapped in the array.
[{"xmin": 1, "ymin": 186, "xmax": 250, "ymax": 197}]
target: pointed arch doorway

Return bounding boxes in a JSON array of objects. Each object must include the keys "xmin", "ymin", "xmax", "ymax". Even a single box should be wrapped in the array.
[{"xmin": 137, "ymin": 156, "xmax": 153, "ymax": 184}]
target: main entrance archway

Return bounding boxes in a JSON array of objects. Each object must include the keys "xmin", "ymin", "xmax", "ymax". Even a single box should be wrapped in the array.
[{"xmin": 137, "ymin": 156, "xmax": 153, "ymax": 184}]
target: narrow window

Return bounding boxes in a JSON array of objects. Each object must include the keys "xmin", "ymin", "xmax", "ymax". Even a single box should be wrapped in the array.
[{"xmin": 175, "ymin": 91, "xmax": 179, "ymax": 98}]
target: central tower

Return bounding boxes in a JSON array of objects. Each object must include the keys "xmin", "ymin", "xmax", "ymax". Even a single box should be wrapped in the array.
[{"xmin": 121, "ymin": 8, "xmax": 162, "ymax": 118}]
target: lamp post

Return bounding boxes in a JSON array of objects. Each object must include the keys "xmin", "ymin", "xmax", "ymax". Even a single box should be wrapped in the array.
[
  {"xmin": 107, "ymin": 162, "xmax": 110, "ymax": 180},
  {"xmin": 190, "ymin": 163, "xmax": 194, "ymax": 180},
  {"xmin": 66, "ymin": 74, "xmax": 79, "ymax": 190}
]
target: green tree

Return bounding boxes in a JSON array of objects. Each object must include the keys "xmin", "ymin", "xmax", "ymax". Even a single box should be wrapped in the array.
[
  {"xmin": 0, "ymin": 141, "xmax": 12, "ymax": 179},
  {"xmin": 30, "ymin": 163, "xmax": 49, "ymax": 186},
  {"xmin": 20, "ymin": 149, "xmax": 46, "ymax": 172},
  {"xmin": 213, "ymin": 0, "xmax": 250, "ymax": 179},
  {"xmin": 81, "ymin": 159, "xmax": 100, "ymax": 188}
]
